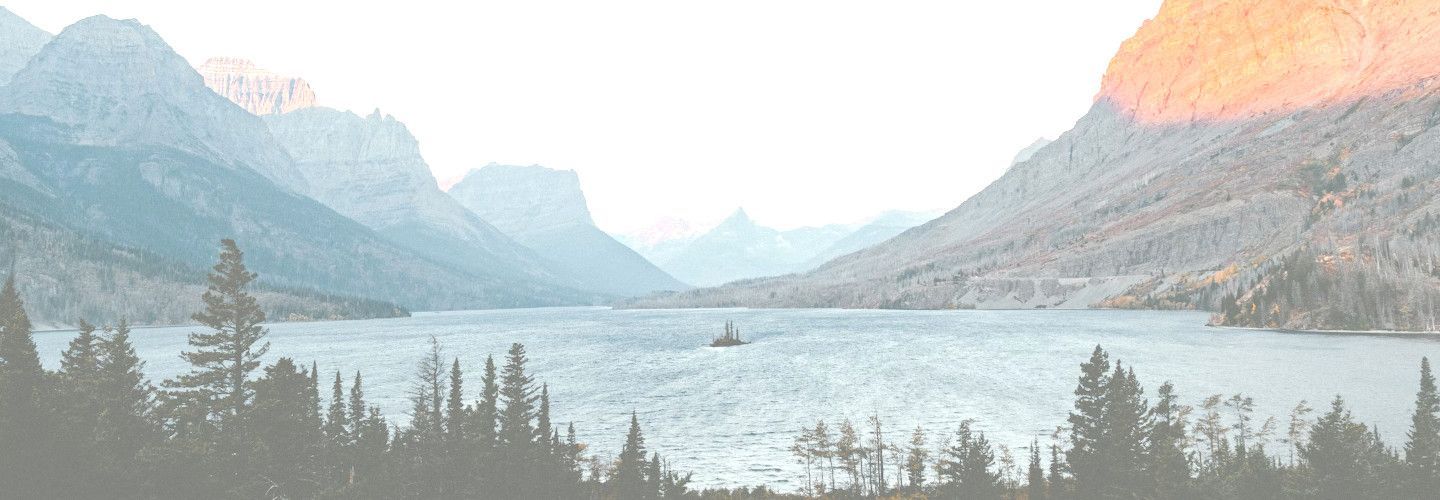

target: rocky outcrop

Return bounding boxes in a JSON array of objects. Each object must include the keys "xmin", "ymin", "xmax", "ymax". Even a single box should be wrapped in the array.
[
  {"xmin": 197, "ymin": 57, "xmax": 318, "ymax": 115},
  {"xmin": 634, "ymin": 0, "xmax": 1440, "ymax": 330},
  {"xmin": 0, "ymin": 7, "xmax": 50, "ymax": 86},
  {"xmin": 0, "ymin": 16, "xmax": 308, "ymax": 193},
  {"xmin": 262, "ymin": 108, "xmax": 572, "ymax": 286},
  {"xmin": 448, "ymin": 164, "xmax": 688, "ymax": 296},
  {"xmin": 1101, "ymin": 0, "xmax": 1440, "ymax": 123}
]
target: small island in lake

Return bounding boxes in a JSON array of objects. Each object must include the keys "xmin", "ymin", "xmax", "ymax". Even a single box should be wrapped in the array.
[{"xmin": 710, "ymin": 320, "xmax": 750, "ymax": 347}]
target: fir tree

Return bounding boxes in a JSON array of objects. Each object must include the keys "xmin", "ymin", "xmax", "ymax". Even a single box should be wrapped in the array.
[
  {"xmin": 446, "ymin": 358, "xmax": 464, "ymax": 446},
  {"xmin": 252, "ymin": 357, "xmax": 324, "ymax": 499},
  {"xmin": 906, "ymin": 426, "xmax": 928, "ymax": 490},
  {"xmin": 615, "ymin": 411, "xmax": 649, "ymax": 499},
  {"xmin": 936, "ymin": 420, "xmax": 1001, "ymax": 499},
  {"xmin": 1406, "ymin": 357, "xmax": 1440, "ymax": 495},
  {"xmin": 348, "ymin": 372, "xmax": 366, "ymax": 439},
  {"xmin": 1303, "ymin": 396, "xmax": 1384, "ymax": 498},
  {"xmin": 499, "ymin": 343, "xmax": 537, "ymax": 449},
  {"xmin": 164, "ymin": 239, "xmax": 270, "ymax": 449},
  {"xmin": 496, "ymin": 343, "xmax": 537, "ymax": 496},
  {"xmin": 325, "ymin": 371, "xmax": 349, "ymax": 445},
  {"xmin": 1029, "ymin": 439, "xmax": 1046, "ymax": 500},
  {"xmin": 94, "ymin": 320, "xmax": 156, "ymax": 464},
  {"xmin": 536, "ymin": 383, "xmax": 553, "ymax": 455},
  {"xmin": 1098, "ymin": 364, "xmax": 1150, "ymax": 498},
  {"xmin": 0, "ymin": 273, "xmax": 51, "ymax": 495},
  {"xmin": 473, "ymin": 354, "xmax": 500, "ymax": 449},
  {"xmin": 1067, "ymin": 345, "xmax": 1110, "ymax": 500},
  {"xmin": 1148, "ymin": 381, "xmax": 1191, "ymax": 497},
  {"xmin": 57, "ymin": 320, "xmax": 103, "ymax": 436}
]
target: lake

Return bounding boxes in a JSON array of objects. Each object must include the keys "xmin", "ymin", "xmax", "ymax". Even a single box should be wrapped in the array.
[{"xmin": 33, "ymin": 307, "xmax": 1440, "ymax": 489}]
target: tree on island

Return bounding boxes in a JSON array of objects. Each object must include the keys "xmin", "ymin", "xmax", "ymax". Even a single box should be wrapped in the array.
[{"xmin": 711, "ymin": 320, "xmax": 749, "ymax": 347}]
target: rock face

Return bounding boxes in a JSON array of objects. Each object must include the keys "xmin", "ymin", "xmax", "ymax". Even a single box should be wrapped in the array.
[
  {"xmin": 197, "ymin": 57, "xmax": 318, "ymax": 115},
  {"xmin": 448, "ymin": 164, "xmax": 688, "ymax": 296},
  {"xmin": 0, "ymin": 7, "xmax": 50, "ymax": 86},
  {"xmin": 0, "ymin": 16, "xmax": 308, "ymax": 193},
  {"xmin": 1102, "ymin": 0, "xmax": 1440, "ymax": 123},
  {"xmin": 263, "ymin": 109, "xmax": 574, "ymax": 287},
  {"xmin": 0, "ymin": 15, "xmax": 592, "ymax": 324},
  {"xmin": 636, "ymin": 0, "xmax": 1440, "ymax": 331}
]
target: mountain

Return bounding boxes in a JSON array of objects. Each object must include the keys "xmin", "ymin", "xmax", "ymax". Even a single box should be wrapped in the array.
[
  {"xmin": 0, "ymin": 15, "xmax": 589, "ymax": 324},
  {"xmin": 640, "ymin": 208, "xmax": 855, "ymax": 287},
  {"xmin": 447, "ymin": 164, "xmax": 688, "ymax": 296},
  {"xmin": 0, "ymin": 7, "xmax": 49, "ymax": 86},
  {"xmin": 799, "ymin": 210, "xmax": 940, "ymax": 271},
  {"xmin": 0, "ymin": 15, "xmax": 308, "ymax": 193},
  {"xmin": 197, "ymin": 57, "xmax": 317, "ymax": 115},
  {"xmin": 634, "ymin": 0, "xmax": 1440, "ymax": 331},
  {"xmin": 261, "ymin": 108, "xmax": 584, "ymax": 289}
]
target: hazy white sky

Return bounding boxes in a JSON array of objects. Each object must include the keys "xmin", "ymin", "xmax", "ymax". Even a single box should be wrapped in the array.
[{"xmin": 6, "ymin": 1, "xmax": 1160, "ymax": 233}]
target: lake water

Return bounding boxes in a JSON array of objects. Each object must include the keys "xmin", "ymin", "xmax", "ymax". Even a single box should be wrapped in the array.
[{"xmin": 33, "ymin": 308, "xmax": 1440, "ymax": 489}]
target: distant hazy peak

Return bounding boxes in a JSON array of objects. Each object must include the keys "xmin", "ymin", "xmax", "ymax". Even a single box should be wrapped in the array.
[
  {"xmin": 449, "ymin": 163, "xmax": 596, "ymax": 237},
  {"xmin": 721, "ymin": 207, "xmax": 754, "ymax": 226},
  {"xmin": 0, "ymin": 6, "xmax": 51, "ymax": 86},
  {"xmin": 198, "ymin": 56, "xmax": 318, "ymax": 115},
  {"xmin": 1010, "ymin": 138, "xmax": 1052, "ymax": 166}
]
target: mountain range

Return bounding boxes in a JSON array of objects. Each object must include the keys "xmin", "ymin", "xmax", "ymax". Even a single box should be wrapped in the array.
[
  {"xmin": 623, "ymin": 209, "xmax": 937, "ymax": 288},
  {"xmin": 635, "ymin": 0, "xmax": 1440, "ymax": 331},
  {"xmin": 0, "ymin": 12, "xmax": 627, "ymax": 325}
]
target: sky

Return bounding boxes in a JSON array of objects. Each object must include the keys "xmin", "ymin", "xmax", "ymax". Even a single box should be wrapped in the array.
[{"xmin": 5, "ymin": 1, "xmax": 1161, "ymax": 234}]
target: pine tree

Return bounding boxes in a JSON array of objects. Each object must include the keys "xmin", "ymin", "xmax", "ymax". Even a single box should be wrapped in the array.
[
  {"xmin": 836, "ymin": 419, "xmax": 862, "ymax": 492},
  {"xmin": 536, "ymin": 383, "xmax": 553, "ymax": 456},
  {"xmin": 164, "ymin": 239, "xmax": 270, "ymax": 449},
  {"xmin": 57, "ymin": 320, "xmax": 103, "ymax": 436},
  {"xmin": 1148, "ymin": 381, "xmax": 1190, "ymax": 497},
  {"xmin": 1098, "ymin": 364, "xmax": 1150, "ymax": 497},
  {"xmin": 937, "ymin": 420, "xmax": 1001, "ymax": 499},
  {"xmin": 94, "ymin": 320, "xmax": 156, "ymax": 464},
  {"xmin": 0, "ymin": 273, "xmax": 51, "ymax": 494},
  {"xmin": 906, "ymin": 426, "xmax": 928, "ymax": 490},
  {"xmin": 348, "ymin": 372, "xmax": 366, "ymax": 439},
  {"xmin": 615, "ymin": 411, "xmax": 649, "ymax": 499},
  {"xmin": 1406, "ymin": 357, "xmax": 1440, "ymax": 495},
  {"xmin": 496, "ymin": 343, "xmax": 537, "ymax": 496},
  {"xmin": 325, "ymin": 371, "xmax": 349, "ymax": 445},
  {"xmin": 1067, "ymin": 345, "xmax": 1111, "ymax": 499},
  {"xmin": 1303, "ymin": 396, "xmax": 1383, "ymax": 498},
  {"xmin": 252, "ymin": 357, "xmax": 324, "ymax": 499},
  {"xmin": 446, "ymin": 358, "xmax": 464, "ymax": 446},
  {"xmin": 1048, "ymin": 443, "xmax": 1066, "ymax": 498},
  {"xmin": 499, "ymin": 343, "xmax": 536, "ymax": 450},
  {"xmin": 1029, "ymin": 439, "xmax": 1046, "ymax": 500},
  {"xmin": 473, "ymin": 354, "xmax": 500, "ymax": 449}
]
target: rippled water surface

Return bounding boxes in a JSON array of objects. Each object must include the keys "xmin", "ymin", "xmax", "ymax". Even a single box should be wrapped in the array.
[{"xmin": 33, "ymin": 308, "xmax": 1440, "ymax": 488}]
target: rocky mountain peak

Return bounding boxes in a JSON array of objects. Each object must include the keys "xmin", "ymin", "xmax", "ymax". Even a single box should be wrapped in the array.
[
  {"xmin": 0, "ymin": 15, "xmax": 306, "ymax": 192},
  {"xmin": 1100, "ymin": 0, "xmax": 1440, "ymax": 123},
  {"xmin": 448, "ymin": 164, "xmax": 595, "ymax": 238},
  {"xmin": 197, "ymin": 56, "xmax": 318, "ymax": 115},
  {"xmin": 0, "ymin": 7, "xmax": 51, "ymax": 86}
]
